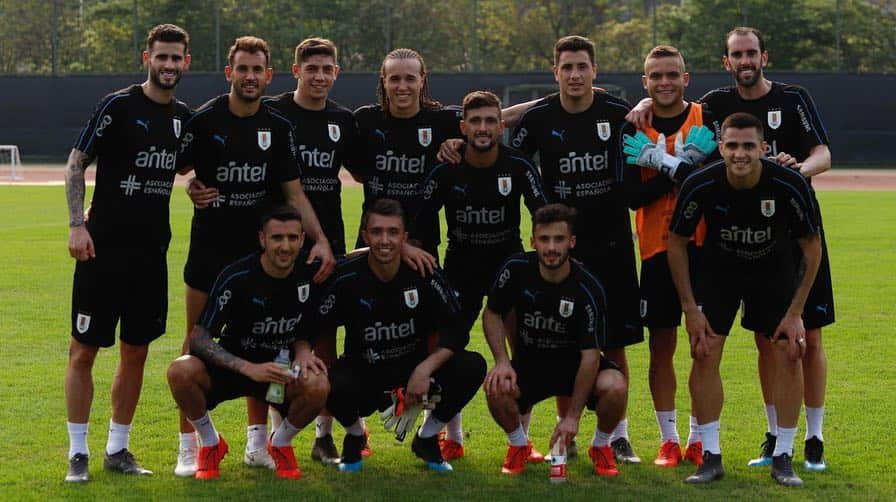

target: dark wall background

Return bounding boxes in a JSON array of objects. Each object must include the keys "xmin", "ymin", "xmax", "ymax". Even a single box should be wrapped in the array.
[{"xmin": 1, "ymin": 72, "xmax": 893, "ymax": 165}]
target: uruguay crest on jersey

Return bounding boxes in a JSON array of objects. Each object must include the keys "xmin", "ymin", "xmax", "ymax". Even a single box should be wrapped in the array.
[
  {"xmin": 498, "ymin": 176, "xmax": 512, "ymax": 196},
  {"xmin": 328, "ymin": 123, "xmax": 341, "ymax": 142},
  {"xmin": 418, "ymin": 127, "xmax": 432, "ymax": 147},
  {"xmin": 559, "ymin": 298, "xmax": 575, "ymax": 318},
  {"xmin": 596, "ymin": 121, "xmax": 611, "ymax": 141},
  {"xmin": 767, "ymin": 110, "xmax": 782, "ymax": 130},
  {"xmin": 761, "ymin": 199, "xmax": 776, "ymax": 217},
  {"xmin": 404, "ymin": 288, "xmax": 419, "ymax": 309},
  {"xmin": 173, "ymin": 118, "xmax": 181, "ymax": 138},
  {"xmin": 297, "ymin": 283, "xmax": 310, "ymax": 303},
  {"xmin": 258, "ymin": 130, "xmax": 272, "ymax": 150}
]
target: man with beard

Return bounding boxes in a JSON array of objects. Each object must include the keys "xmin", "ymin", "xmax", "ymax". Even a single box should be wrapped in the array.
[
  {"xmin": 63, "ymin": 24, "xmax": 192, "ymax": 482},
  {"xmin": 173, "ymin": 35, "xmax": 334, "ymax": 477}
]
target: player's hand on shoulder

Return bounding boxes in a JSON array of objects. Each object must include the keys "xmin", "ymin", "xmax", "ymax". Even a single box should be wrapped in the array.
[
  {"xmin": 484, "ymin": 361, "xmax": 517, "ymax": 397},
  {"xmin": 625, "ymin": 97, "xmax": 654, "ymax": 130},
  {"xmin": 772, "ymin": 151, "xmax": 799, "ymax": 169},
  {"xmin": 401, "ymin": 242, "xmax": 437, "ymax": 276},
  {"xmin": 309, "ymin": 240, "xmax": 335, "ymax": 283},
  {"xmin": 185, "ymin": 177, "xmax": 219, "ymax": 209},
  {"xmin": 68, "ymin": 225, "xmax": 96, "ymax": 261},
  {"xmin": 436, "ymin": 138, "xmax": 465, "ymax": 164}
]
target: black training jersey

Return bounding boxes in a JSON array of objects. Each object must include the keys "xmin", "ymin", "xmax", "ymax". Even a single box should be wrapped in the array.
[
  {"xmin": 264, "ymin": 93, "xmax": 361, "ymax": 253},
  {"xmin": 416, "ymin": 144, "xmax": 547, "ymax": 253},
  {"xmin": 701, "ymin": 82, "xmax": 830, "ymax": 164},
  {"xmin": 313, "ymin": 255, "xmax": 465, "ymax": 367},
  {"xmin": 72, "ymin": 84, "xmax": 191, "ymax": 247},
  {"xmin": 179, "ymin": 95, "xmax": 300, "ymax": 246},
  {"xmin": 199, "ymin": 252, "xmax": 322, "ymax": 364},
  {"xmin": 511, "ymin": 92, "xmax": 635, "ymax": 247},
  {"xmin": 670, "ymin": 159, "xmax": 818, "ymax": 271},
  {"xmin": 487, "ymin": 252, "xmax": 608, "ymax": 361},
  {"xmin": 353, "ymin": 104, "xmax": 463, "ymax": 251}
]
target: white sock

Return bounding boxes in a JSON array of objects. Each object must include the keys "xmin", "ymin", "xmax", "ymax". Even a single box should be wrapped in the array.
[
  {"xmin": 105, "ymin": 420, "xmax": 130, "ymax": 455},
  {"xmin": 270, "ymin": 407, "xmax": 283, "ymax": 430},
  {"xmin": 419, "ymin": 415, "xmax": 445, "ymax": 439},
  {"xmin": 773, "ymin": 426, "xmax": 797, "ymax": 457},
  {"xmin": 805, "ymin": 406, "xmax": 824, "ymax": 441},
  {"xmin": 67, "ymin": 422, "xmax": 89, "ymax": 459},
  {"xmin": 446, "ymin": 413, "xmax": 463, "ymax": 443},
  {"xmin": 686, "ymin": 415, "xmax": 700, "ymax": 446},
  {"xmin": 246, "ymin": 424, "xmax": 267, "ymax": 451},
  {"xmin": 610, "ymin": 418, "xmax": 629, "ymax": 441},
  {"xmin": 520, "ymin": 411, "xmax": 532, "ymax": 435},
  {"xmin": 655, "ymin": 410, "xmax": 680, "ymax": 443},
  {"xmin": 271, "ymin": 418, "xmax": 301, "ymax": 447},
  {"xmin": 765, "ymin": 404, "xmax": 778, "ymax": 436},
  {"xmin": 697, "ymin": 421, "xmax": 720, "ymax": 454},
  {"xmin": 344, "ymin": 419, "xmax": 364, "ymax": 437},
  {"xmin": 316, "ymin": 416, "xmax": 334, "ymax": 438},
  {"xmin": 591, "ymin": 429, "xmax": 612, "ymax": 448},
  {"xmin": 507, "ymin": 424, "xmax": 528, "ymax": 447},
  {"xmin": 188, "ymin": 413, "xmax": 219, "ymax": 447},
  {"xmin": 179, "ymin": 432, "xmax": 197, "ymax": 451}
]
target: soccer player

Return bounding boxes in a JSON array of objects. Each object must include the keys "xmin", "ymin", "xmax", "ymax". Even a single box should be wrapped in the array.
[
  {"xmin": 414, "ymin": 90, "xmax": 547, "ymax": 459},
  {"xmin": 166, "ymin": 206, "xmax": 330, "ymax": 480},
  {"xmin": 63, "ymin": 24, "xmax": 192, "ymax": 483},
  {"xmin": 668, "ymin": 113, "xmax": 821, "ymax": 486},
  {"xmin": 509, "ymin": 35, "xmax": 644, "ymax": 463},
  {"xmin": 483, "ymin": 204, "xmax": 628, "ymax": 477},
  {"xmin": 628, "ymin": 27, "xmax": 834, "ymax": 471},
  {"xmin": 174, "ymin": 35, "xmax": 334, "ymax": 476},
  {"xmin": 625, "ymin": 45, "xmax": 714, "ymax": 467},
  {"xmin": 316, "ymin": 199, "xmax": 487, "ymax": 473}
]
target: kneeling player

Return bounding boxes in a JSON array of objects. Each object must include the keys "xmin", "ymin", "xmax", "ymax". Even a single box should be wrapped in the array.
[
  {"xmin": 317, "ymin": 199, "xmax": 486, "ymax": 472},
  {"xmin": 167, "ymin": 207, "xmax": 329, "ymax": 480},
  {"xmin": 483, "ymin": 204, "xmax": 627, "ymax": 477}
]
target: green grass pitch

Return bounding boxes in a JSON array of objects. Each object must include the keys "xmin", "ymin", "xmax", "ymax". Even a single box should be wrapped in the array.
[{"xmin": 0, "ymin": 186, "xmax": 894, "ymax": 500}]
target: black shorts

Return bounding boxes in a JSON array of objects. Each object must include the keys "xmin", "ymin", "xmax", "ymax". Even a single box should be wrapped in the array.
[
  {"xmin": 639, "ymin": 245, "xmax": 700, "ymax": 329},
  {"xmin": 184, "ymin": 236, "xmax": 258, "ymax": 293},
  {"xmin": 800, "ymin": 200, "xmax": 835, "ymax": 329},
  {"xmin": 203, "ymin": 360, "xmax": 289, "ymax": 416},
  {"xmin": 444, "ymin": 247, "xmax": 522, "ymax": 333},
  {"xmin": 71, "ymin": 244, "xmax": 167, "ymax": 347},
  {"xmin": 513, "ymin": 355, "xmax": 621, "ymax": 412},
  {"xmin": 574, "ymin": 244, "xmax": 644, "ymax": 349}
]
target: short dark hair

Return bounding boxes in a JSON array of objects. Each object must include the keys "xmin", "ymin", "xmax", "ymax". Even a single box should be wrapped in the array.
[
  {"xmin": 361, "ymin": 198, "xmax": 405, "ymax": 230},
  {"xmin": 644, "ymin": 45, "xmax": 685, "ymax": 73},
  {"xmin": 532, "ymin": 204, "xmax": 577, "ymax": 234},
  {"xmin": 145, "ymin": 24, "xmax": 189, "ymax": 53},
  {"xmin": 462, "ymin": 90, "xmax": 502, "ymax": 119},
  {"xmin": 725, "ymin": 26, "xmax": 766, "ymax": 56},
  {"xmin": 294, "ymin": 37, "xmax": 337, "ymax": 65},
  {"xmin": 721, "ymin": 112, "xmax": 764, "ymax": 140},
  {"xmin": 260, "ymin": 205, "xmax": 302, "ymax": 231},
  {"xmin": 228, "ymin": 36, "xmax": 270, "ymax": 66},
  {"xmin": 554, "ymin": 35, "xmax": 595, "ymax": 66}
]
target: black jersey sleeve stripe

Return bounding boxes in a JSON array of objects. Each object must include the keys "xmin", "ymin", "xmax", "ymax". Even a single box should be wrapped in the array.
[
  {"xmin": 577, "ymin": 282, "xmax": 607, "ymax": 349},
  {"xmin": 772, "ymin": 177, "xmax": 818, "ymax": 233},
  {"xmin": 783, "ymin": 87, "xmax": 830, "ymax": 147},
  {"xmin": 75, "ymin": 92, "xmax": 129, "ymax": 154},
  {"xmin": 429, "ymin": 268, "xmax": 462, "ymax": 311},
  {"xmin": 182, "ymin": 104, "xmax": 215, "ymax": 128},
  {"xmin": 510, "ymin": 155, "xmax": 549, "ymax": 203},
  {"xmin": 669, "ymin": 178, "xmax": 715, "ymax": 233}
]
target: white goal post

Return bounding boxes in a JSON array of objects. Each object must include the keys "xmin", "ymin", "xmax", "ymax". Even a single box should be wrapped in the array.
[{"xmin": 0, "ymin": 145, "xmax": 22, "ymax": 181}]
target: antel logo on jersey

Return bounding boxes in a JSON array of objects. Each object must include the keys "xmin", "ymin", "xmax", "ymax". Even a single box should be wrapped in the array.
[
  {"xmin": 364, "ymin": 319, "xmax": 416, "ymax": 341},
  {"xmin": 135, "ymin": 146, "xmax": 177, "ymax": 170},
  {"xmin": 719, "ymin": 226, "xmax": 773, "ymax": 244},
  {"xmin": 559, "ymin": 151, "xmax": 608, "ymax": 174},
  {"xmin": 298, "ymin": 145, "xmax": 335, "ymax": 169},
  {"xmin": 95, "ymin": 114, "xmax": 113, "ymax": 137},
  {"xmin": 252, "ymin": 315, "xmax": 302, "ymax": 335},
  {"xmin": 216, "ymin": 161, "xmax": 267, "ymax": 183},
  {"xmin": 456, "ymin": 206, "xmax": 505, "ymax": 225},
  {"xmin": 375, "ymin": 151, "xmax": 425, "ymax": 173},
  {"xmin": 522, "ymin": 311, "xmax": 567, "ymax": 334}
]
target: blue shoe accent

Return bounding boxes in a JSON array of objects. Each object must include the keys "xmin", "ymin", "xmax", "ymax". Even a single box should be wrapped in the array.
[
  {"xmin": 338, "ymin": 460, "xmax": 363, "ymax": 472},
  {"xmin": 425, "ymin": 460, "xmax": 453, "ymax": 472},
  {"xmin": 747, "ymin": 456, "xmax": 772, "ymax": 467},
  {"xmin": 804, "ymin": 460, "xmax": 827, "ymax": 472}
]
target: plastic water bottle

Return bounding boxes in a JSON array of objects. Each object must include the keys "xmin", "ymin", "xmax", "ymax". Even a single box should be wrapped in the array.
[
  {"xmin": 549, "ymin": 441, "xmax": 568, "ymax": 483},
  {"xmin": 265, "ymin": 348, "xmax": 291, "ymax": 404}
]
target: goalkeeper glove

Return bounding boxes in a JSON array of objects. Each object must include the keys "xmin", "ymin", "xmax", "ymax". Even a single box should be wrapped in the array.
[
  {"xmin": 674, "ymin": 125, "xmax": 716, "ymax": 166},
  {"xmin": 623, "ymin": 132, "xmax": 683, "ymax": 180}
]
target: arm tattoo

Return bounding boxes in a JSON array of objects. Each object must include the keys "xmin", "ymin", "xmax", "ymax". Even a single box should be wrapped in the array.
[
  {"xmin": 64, "ymin": 150, "xmax": 89, "ymax": 227},
  {"xmin": 189, "ymin": 325, "xmax": 248, "ymax": 374}
]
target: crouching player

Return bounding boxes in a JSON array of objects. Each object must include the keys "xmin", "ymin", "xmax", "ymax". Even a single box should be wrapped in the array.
[
  {"xmin": 316, "ymin": 199, "xmax": 486, "ymax": 472},
  {"xmin": 166, "ymin": 207, "xmax": 329, "ymax": 480},
  {"xmin": 483, "ymin": 204, "xmax": 628, "ymax": 477}
]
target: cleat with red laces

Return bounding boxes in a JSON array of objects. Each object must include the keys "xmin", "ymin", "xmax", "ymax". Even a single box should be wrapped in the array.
[
  {"xmin": 684, "ymin": 441, "xmax": 703, "ymax": 466},
  {"xmin": 501, "ymin": 444, "xmax": 531, "ymax": 475},
  {"xmin": 588, "ymin": 445, "xmax": 620, "ymax": 477},
  {"xmin": 267, "ymin": 441, "xmax": 302, "ymax": 480},
  {"xmin": 654, "ymin": 440, "xmax": 683, "ymax": 467},
  {"xmin": 527, "ymin": 441, "xmax": 545, "ymax": 463},
  {"xmin": 195, "ymin": 435, "xmax": 228, "ymax": 480}
]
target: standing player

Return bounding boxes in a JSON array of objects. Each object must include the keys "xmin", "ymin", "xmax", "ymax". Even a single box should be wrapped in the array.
[
  {"xmin": 63, "ymin": 24, "xmax": 191, "ymax": 483},
  {"xmin": 628, "ymin": 27, "xmax": 834, "ymax": 470},
  {"xmin": 174, "ymin": 36, "xmax": 334, "ymax": 476},
  {"xmin": 483, "ymin": 204, "xmax": 628, "ymax": 477},
  {"xmin": 415, "ymin": 91, "xmax": 547, "ymax": 459},
  {"xmin": 668, "ymin": 113, "xmax": 821, "ymax": 486},
  {"xmin": 316, "ymin": 199, "xmax": 487, "ymax": 473},
  {"xmin": 167, "ymin": 206, "xmax": 330, "ymax": 480},
  {"xmin": 510, "ymin": 35, "xmax": 644, "ymax": 462}
]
